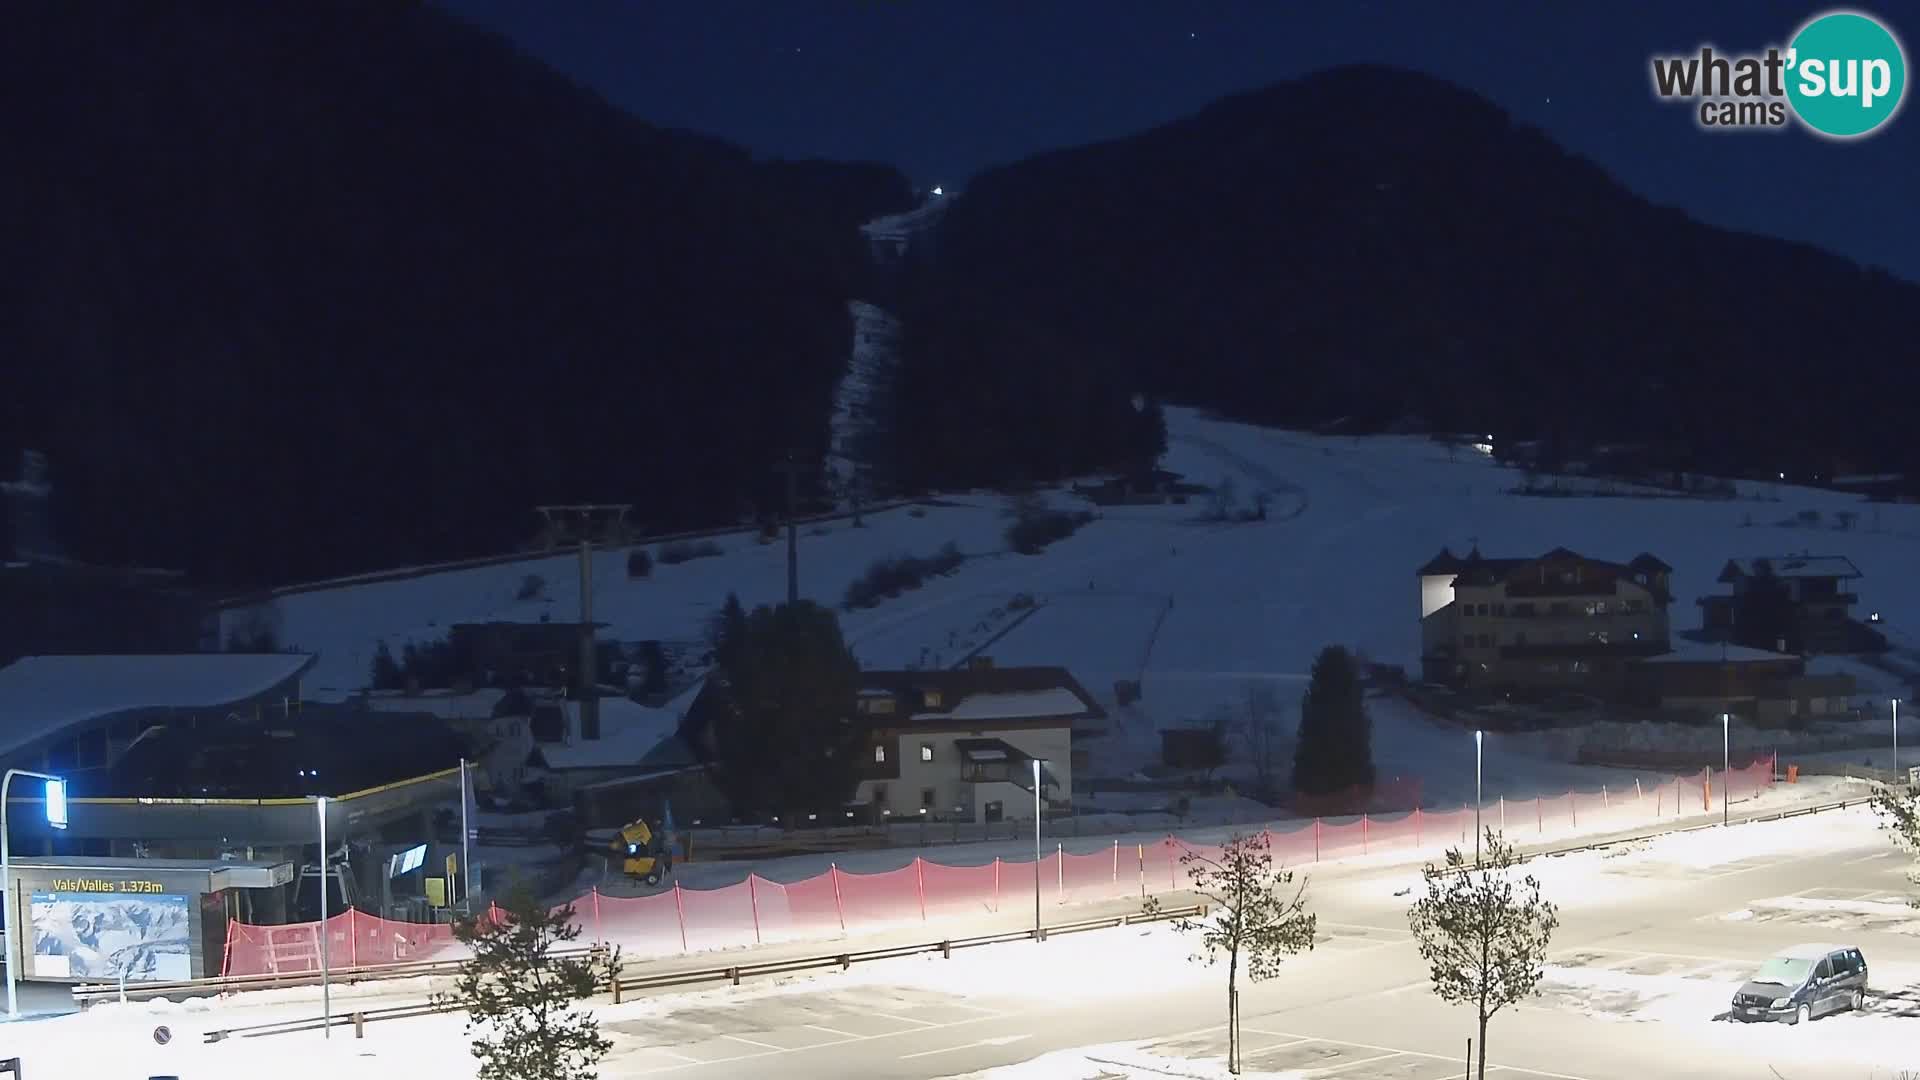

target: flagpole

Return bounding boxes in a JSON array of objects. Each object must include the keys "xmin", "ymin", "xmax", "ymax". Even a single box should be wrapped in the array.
[{"xmin": 459, "ymin": 759, "xmax": 474, "ymax": 913}]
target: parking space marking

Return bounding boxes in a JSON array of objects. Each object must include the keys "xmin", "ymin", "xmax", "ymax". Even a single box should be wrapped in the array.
[
  {"xmin": 1232, "ymin": 1029, "xmax": 1602, "ymax": 1080},
  {"xmin": 626, "ymin": 1008, "xmax": 1014, "ymax": 1074},
  {"xmin": 804, "ymin": 1023, "xmax": 858, "ymax": 1038},
  {"xmin": 1844, "ymin": 851, "xmax": 1894, "ymax": 866},
  {"xmin": 1301, "ymin": 1050, "xmax": 1403, "ymax": 1075}
]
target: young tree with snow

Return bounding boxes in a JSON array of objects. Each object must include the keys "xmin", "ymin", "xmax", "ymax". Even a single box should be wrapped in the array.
[
  {"xmin": 1872, "ymin": 783, "xmax": 1920, "ymax": 906},
  {"xmin": 1407, "ymin": 830, "xmax": 1559, "ymax": 1080},
  {"xmin": 441, "ymin": 890, "xmax": 617, "ymax": 1080},
  {"xmin": 1146, "ymin": 830, "xmax": 1316, "ymax": 1075},
  {"xmin": 1239, "ymin": 685, "xmax": 1286, "ymax": 801}
]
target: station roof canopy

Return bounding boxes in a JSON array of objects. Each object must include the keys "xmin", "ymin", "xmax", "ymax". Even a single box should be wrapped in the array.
[{"xmin": 0, "ymin": 652, "xmax": 316, "ymax": 761}]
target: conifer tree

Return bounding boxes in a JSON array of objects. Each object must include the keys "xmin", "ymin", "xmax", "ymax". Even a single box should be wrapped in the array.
[
  {"xmin": 1292, "ymin": 645, "xmax": 1374, "ymax": 795},
  {"xmin": 440, "ymin": 890, "xmax": 617, "ymax": 1080}
]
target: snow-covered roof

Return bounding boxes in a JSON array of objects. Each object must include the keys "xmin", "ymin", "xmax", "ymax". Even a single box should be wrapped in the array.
[
  {"xmin": 362, "ymin": 688, "xmax": 508, "ymax": 721},
  {"xmin": 1723, "ymin": 555, "xmax": 1861, "ymax": 580},
  {"xmin": 1640, "ymin": 643, "xmax": 1799, "ymax": 665},
  {"xmin": 911, "ymin": 687, "xmax": 1086, "ymax": 725},
  {"xmin": 537, "ymin": 683, "xmax": 702, "ymax": 770},
  {"xmin": 0, "ymin": 653, "xmax": 317, "ymax": 759}
]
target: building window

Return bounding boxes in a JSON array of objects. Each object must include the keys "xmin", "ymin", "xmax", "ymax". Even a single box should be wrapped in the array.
[
  {"xmin": 1493, "ymin": 604, "xmax": 1506, "ymax": 616},
  {"xmin": 921, "ymin": 788, "xmax": 936, "ymax": 808},
  {"xmin": 920, "ymin": 744, "xmax": 934, "ymax": 763},
  {"xmin": 922, "ymin": 690, "xmax": 943, "ymax": 708},
  {"xmin": 1549, "ymin": 602, "xmax": 1570, "ymax": 616},
  {"xmin": 874, "ymin": 745, "xmax": 887, "ymax": 764},
  {"xmin": 1585, "ymin": 601, "xmax": 1608, "ymax": 616},
  {"xmin": 868, "ymin": 698, "xmax": 896, "ymax": 714},
  {"xmin": 1512, "ymin": 602, "xmax": 1535, "ymax": 617}
]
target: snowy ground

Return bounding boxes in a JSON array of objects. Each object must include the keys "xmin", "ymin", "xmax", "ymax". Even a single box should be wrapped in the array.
[
  {"xmin": 223, "ymin": 406, "xmax": 1920, "ymax": 813},
  {"xmin": 9, "ymin": 803, "xmax": 1917, "ymax": 1079}
]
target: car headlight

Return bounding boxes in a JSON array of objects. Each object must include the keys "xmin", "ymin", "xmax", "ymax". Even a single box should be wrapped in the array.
[{"xmin": 1772, "ymin": 997, "xmax": 1790, "ymax": 1008}]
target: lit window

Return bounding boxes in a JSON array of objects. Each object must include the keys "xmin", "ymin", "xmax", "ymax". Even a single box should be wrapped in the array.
[
  {"xmin": 874, "ymin": 745, "xmax": 887, "ymax": 764},
  {"xmin": 920, "ymin": 744, "xmax": 933, "ymax": 762}
]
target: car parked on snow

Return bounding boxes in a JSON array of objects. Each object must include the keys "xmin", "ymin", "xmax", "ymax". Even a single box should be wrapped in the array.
[{"xmin": 1730, "ymin": 943, "xmax": 1868, "ymax": 1025}]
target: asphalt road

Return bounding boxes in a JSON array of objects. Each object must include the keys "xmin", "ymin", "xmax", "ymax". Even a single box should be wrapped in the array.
[{"xmin": 592, "ymin": 810, "xmax": 1920, "ymax": 1079}]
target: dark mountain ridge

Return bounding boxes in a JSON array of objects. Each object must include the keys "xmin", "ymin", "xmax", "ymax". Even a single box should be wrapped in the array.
[
  {"xmin": 0, "ymin": 1, "xmax": 912, "ymax": 587},
  {"xmin": 889, "ymin": 64, "xmax": 1918, "ymax": 488}
]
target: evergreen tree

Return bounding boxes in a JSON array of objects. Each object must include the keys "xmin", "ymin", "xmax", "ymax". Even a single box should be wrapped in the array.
[
  {"xmin": 439, "ymin": 889, "xmax": 617, "ymax": 1080},
  {"xmin": 1292, "ymin": 645, "xmax": 1374, "ymax": 796},
  {"xmin": 369, "ymin": 640, "xmax": 403, "ymax": 690},
  {"xmin": 1731, "ymin": 558, "xmax": 1797, "ymax": 653},
  {"xmin": 708, "ymin": 599, "xmax": 862, "ymax": 819}
]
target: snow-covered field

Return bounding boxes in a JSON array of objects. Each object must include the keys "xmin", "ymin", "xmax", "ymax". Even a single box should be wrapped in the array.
[{"xmin": 224, "ymin": 406, "xmax": 1920, "ymax": 796}]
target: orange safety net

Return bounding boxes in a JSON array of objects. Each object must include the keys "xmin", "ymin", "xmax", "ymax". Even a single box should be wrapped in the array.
[{"xmin": 222, "ymin": 754, "xmax": 1786, "ymax": 975}]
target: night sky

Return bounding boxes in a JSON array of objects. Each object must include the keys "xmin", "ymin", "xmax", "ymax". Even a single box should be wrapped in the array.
[{"xmin": 442, "ymin": 0, "xmax": 1918, "ymax": 280}]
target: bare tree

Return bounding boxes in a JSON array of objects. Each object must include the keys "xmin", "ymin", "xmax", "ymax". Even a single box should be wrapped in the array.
[
  {"xmin": 1239, "ymin": 685, "xmax": 1286, "ymax": 800},
  {"xmin": 1146, "ymin": 831, "xmax": 1316, "ymax": 1074},
  {"xmin": 1872, "ymin": 782, "xmax": 1920, "ymax": 907},
  {"xmin": 1407, "ymin": 830, "xmax": 1559, "ymax": 1080}
]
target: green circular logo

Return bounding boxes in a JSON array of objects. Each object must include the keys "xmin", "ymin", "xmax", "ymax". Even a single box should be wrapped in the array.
[{"xmin": 1786, "ymin": 11, "xmax": 1907, "ymax": 137}]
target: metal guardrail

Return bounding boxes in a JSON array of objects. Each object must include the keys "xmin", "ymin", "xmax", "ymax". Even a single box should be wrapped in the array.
[
  {"xmin": 199, "ymin": 904, "xmax": 1207, "ymax": 1043},
  {"xmin": 70, "ymin": 947, "xmax": 604, "ymax": 1008}
]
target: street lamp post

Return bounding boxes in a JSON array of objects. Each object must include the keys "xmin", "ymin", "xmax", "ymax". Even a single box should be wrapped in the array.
[
  {"xmin": 1728, "ymin": 711, "xmax": 1743, "ymax": 826},
  {"xmin": 2, "ymin": 769, "xmax": 67, "ymax": 1021},
  {"xmin": 1893, "ymin": 698, "xmax": 1900, "ymax": 780},
  {"xmin": 1032, "ymin": 757, "xmax": 1043, "ymax": 942},
  {"xmin": 1474, "ymin": 731, "xmax": 1483, "ymax": 866},
  {"xmin": 316, "ymin": 795, "xmax": 332, "ymax": 1037}
]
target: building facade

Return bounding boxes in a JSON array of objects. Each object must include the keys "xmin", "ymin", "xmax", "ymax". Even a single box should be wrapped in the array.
[
  {"xmin": 1418, "ymin": 547, "xmax": 1672, "ymax": 694},
  {"xmin": 1628, "ymin": 643, "xmax": 1857, "ymax": 727},
  {"xmin": 851, "ymin": 662, "xmax": 1100, "ymax": 824},
  {"xmin": 1697, "ymin": 555, "xmax": 1862, "ymax": 655}
]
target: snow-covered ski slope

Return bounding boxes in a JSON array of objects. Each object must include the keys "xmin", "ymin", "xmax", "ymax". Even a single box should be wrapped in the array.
[{"xmin": 227, "ymin": 407, "xmax": 1920, "ymax": 761}]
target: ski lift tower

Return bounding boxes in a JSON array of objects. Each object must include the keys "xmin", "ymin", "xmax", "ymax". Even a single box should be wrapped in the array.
[{"xmin": 533, "ymin": 504, "xmax": 633, "ymax": 741}]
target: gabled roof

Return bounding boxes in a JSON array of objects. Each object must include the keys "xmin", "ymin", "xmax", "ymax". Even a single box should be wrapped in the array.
[
  {"xmin": 1628, "ymin": 553, "xmax": 1673, "ymax": 573},
  {"xmin": 1718, "ymin": 556, "xmax": 1862, "ymax": 583},
  {"xmin": 0, "ymin": 652, "xmax": 317, "ymax": 761},
  {"xmin": 859, "ymin": 665, "xmax": 1106, "ymax": 724}
]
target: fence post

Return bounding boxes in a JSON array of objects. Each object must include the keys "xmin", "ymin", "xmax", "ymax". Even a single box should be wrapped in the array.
[
  {"xmin": 221, "ymin": 916, "xmax": 236, "ymax": 979},
  {"xmin": 1635, "ymin": 778, "xmax": 1643, "ymax": 806},
  {"xmin": 1602, "ymin": 785, "xmax": 1609, "ymax": 809},
  {"xmin": 1314, "ymin": 818, "xmax": 1321, "ymax": 862},
  {"xmin": 1137, "ymin": 844, "xmax": 1145, "ymax": 898},
  {"xmin": 1168, "ymin": 839, "xmax": 1177, "ymax": 890},
  {"xmin": 915, "ymin": 858, "xmax": 927, "ymax": 921},
  {"xmin": 673, "ymin": 882, "xmax": 689, "ymax": 953},
  {"xmin": 1362, "ymin": 816, "xmax": 1369, "ymax": 855},
  {"xmin": 1570, "ymin": 795, "xmax": 1577, "ymax": 829},
  {"xmin": 592, "ymin": 887, "xmax": 603, "ymax": 945},
  {"xmin": 1112, "ymin": 840, "xmax": 1119, "ymax": 887},
  {"xmin": 1415, "ymin": 808, "xmax": 1422, "ymax": 849},
  {"xmin": 993, "ymin": 858, "xmax": 1001, "ymax": 913},
  {"xmin": 748, "ymin": 875, "xmax": 762, "ymax": 945},
  {"xmin": 1057, "ymin": 843, "xmax": 1064, "ymax": 903},
  {"xmin": 1499, "ymin": 796, "xmax": 1506, "ymax": 834},
  {"xmin": 831, "ymin": 864, "xmax": 846, "ymax": 931},
  {"xmin": 348, "ymin": 909, "xmax": 358, "ymax": 969},
  {"xmin": 1536, "ymin": 796, "xmax": 1542, "ymax": 834}
]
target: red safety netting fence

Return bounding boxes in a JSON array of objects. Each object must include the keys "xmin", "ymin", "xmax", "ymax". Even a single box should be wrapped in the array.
[{"xmin": 222, "ymin": 754, "xmax": 1779, "ymax": 976}]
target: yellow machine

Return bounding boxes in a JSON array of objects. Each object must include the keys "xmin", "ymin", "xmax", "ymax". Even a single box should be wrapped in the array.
[{"xmin": 614, "ymin": 819, "xmax": 674, "ymax": 886}]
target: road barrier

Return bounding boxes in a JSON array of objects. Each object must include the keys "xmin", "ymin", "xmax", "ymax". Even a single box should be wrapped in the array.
[
  {"xmin": 198, "ymin": 903, "xmax": 1206, "ymax": 1043},
  {"xmin": 219, "ymin": 757, "xmax": 1783, "ymax": 979}
]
